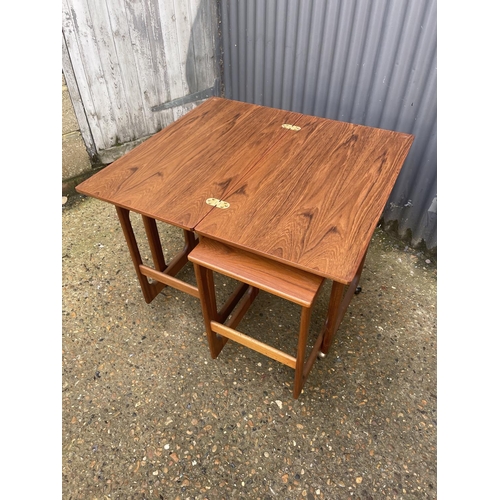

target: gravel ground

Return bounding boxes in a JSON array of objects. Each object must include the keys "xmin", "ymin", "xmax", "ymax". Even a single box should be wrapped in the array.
[{"xmin": 62, "ymin": 194, "xmax": 437, "ymax": 500}]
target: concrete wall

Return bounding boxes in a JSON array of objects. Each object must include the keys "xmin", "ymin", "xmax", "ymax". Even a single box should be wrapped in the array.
[{"xmin": 62, "ymin": 73, "xmax": 94, "ymax": 195}]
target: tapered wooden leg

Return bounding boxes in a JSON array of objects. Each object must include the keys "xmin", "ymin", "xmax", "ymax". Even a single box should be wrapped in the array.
[
  {"xmin": 293, "ymin": 306, "xmax": 312, "ymax": 399},
  {"xmin": 143, "ymin": 218, "xmax": 198, "ymax": 277},
  {"xmin": 158, "ymin": 229, "xmax": 198, "ymax": 280},
  {"xmin": 320, "ymin": 281, "xmax": 344, "ymax": 354},
  {"xmin": 217, "ymin": 282, "xmax": 250, "ymax": 323},
  {"xmin": 193, "ymin": 263, "xmax": 225, "ymax": 358},
  {"xmin": 116, "ymin": 207, "xmax": 160, "ymax": 303},
  {"xmin": 183, "ymin": 229, "xmax": 198, "ymax": 252},
  {"xmin": 320, "ymin": 250, "xmax": 368, "ymax": 354},
  {"xmin": 117, "ymin": 208, "xmax": 201, "ymax": 303},
  {"xmin": 142, "ymin": 215, "xmax": 166, "ymax": 271}
]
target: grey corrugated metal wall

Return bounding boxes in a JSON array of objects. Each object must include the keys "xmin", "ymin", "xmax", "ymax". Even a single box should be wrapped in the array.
[{"xmin": 220, "ymin": 0, "xmax": 437, "ymax": 250}]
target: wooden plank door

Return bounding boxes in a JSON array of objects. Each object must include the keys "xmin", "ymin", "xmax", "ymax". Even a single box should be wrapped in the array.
[{"xmin": 62, "ymin": 0, "xmax": 220, "ymax": 164}]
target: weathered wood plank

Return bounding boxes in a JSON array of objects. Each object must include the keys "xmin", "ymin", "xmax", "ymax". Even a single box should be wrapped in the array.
[
  {"xmin": 101, "ymin": 0, "xmax": 150, "ymax": 140},
  {"xmin": 63, "ymin": 0, "xmax": 219, "ymax": 157},
  {"xmin": 85, "ymin": 0, "xmax": 134, "ymax": 144},
  {"xmin": 62, "ymin": 0, "xmax": 107, "ymax": 150},
  {"xmin": 159, "ymin": 0, "xmax": 203, "ymax": 121},
  {"xmin": 142, "ymin": 0, "xmax": 176, "ymax": 130},
  {"xmin": 123, "ymin": 0, "xmax": 165, "ymax": 133},
  {"xmin": 186, "ymin": 0, "xmax": 217, "ymax": 95},
  {"xmin": 62, "ymin": 33, "xmax": 97, "ymax": 159}
]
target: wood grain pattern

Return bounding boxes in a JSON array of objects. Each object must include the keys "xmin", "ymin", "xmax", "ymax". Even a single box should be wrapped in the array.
[
  {"xmin": 210, "ymin": 322, "xmax": 297, "ymax": 369},
  {"xmin": 188, "ymin": 238, "xmax": 324, "ymax": 307},
  {"xmin": 76, "ymin": 97, "xmax": 300, "ymax": 229},
  {"xmin": 78, "ymin": 97, "xmax": 413, "ymax": 283},
  {"xmin": 195, "ymin": 111, "xmax": 414, "ymax": 283},
  {"xmin": 63, "ymin": 0, "xmax": 218, "ymax": 152},
  {"xmin": 190, "ymin": 236, "xmax": 324, "ymax": 398}
]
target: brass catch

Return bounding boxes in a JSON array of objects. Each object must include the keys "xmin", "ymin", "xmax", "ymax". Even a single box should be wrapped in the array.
[
  {"xmin": 206, "ymin": 198, "xmax": 230, "ymax": 209},
  {"xmin": 282, "ymin": 124, "xmax": 301, "ymax": 131}
]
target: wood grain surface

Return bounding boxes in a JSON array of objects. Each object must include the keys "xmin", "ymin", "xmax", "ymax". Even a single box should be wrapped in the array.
[
  {"xmin": 76, "ymin": 97, "xmax": 300, "ymax": 229},
  {"xmin": 195, "ymin": 111, "xmax": 414, "ymax": 283},
  {"xmin": 189, "ymin": 237, "xmax": 324, "ymax": 307},
  {"xmin": 78, "ymin": 97, "xmax": 413, "ymax": 282}
]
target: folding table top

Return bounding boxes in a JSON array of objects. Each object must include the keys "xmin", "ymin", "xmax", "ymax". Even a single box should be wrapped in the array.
[
  {"xmin": 195, "ymin": 106, "xmax": 414, "ymax": 283},
  {"xmin": 77, "ymin": 97, "xmax": 413, "ymax": 284},
  {"xmin": 76, "ymin": 97, "xmax": 299, "ymax": 230}
]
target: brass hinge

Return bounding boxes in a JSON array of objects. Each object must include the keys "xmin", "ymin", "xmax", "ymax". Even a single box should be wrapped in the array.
[
  {"xmin": 282, "ymin": 124, "xmax": 301, "ymax": 131},
  {"xmin": 206, "ymin": 198, "xmax": 230, "ymax": 209}
]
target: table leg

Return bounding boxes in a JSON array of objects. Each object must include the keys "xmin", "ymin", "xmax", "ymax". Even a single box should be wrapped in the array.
[
  {"xmin": 320, "ymin": 250, "xmax": 368, "ymax": 354},
  {"xmin": 193, "ymin": 263, "xmax": 225, "ymax": 358},
  {"xmin": 293, "ymin": 306, "xmax": 312, "ymax": 398},
  {"xmin": 193, "ymin": 261, "xmax": 259, "ymax": 359},
  {"xmin": 116, "ymin": 206, "xmax": 199, "ymax": 303},
  {"xmin": 142, "ymin": 215, "xmax": 167, "ymax": 271},
  {"xmin": 143, "ymin": 215, "xmax": 198, "ymax": 277}
]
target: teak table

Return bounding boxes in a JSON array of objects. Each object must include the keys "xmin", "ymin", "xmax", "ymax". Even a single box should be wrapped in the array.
[{"xmin": 76, "ymin": 97, "xmax": 413, "ymax": 395}]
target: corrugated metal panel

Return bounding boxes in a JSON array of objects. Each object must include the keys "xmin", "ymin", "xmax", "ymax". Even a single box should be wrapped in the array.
[{"xmin": 221, "ymin": 0, "xmax": 437, "ymax": 250}]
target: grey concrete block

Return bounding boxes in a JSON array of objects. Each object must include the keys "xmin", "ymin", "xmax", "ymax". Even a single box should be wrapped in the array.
[
  {"xmin": 62, "ymin": 132, "xmax": 92, "ymax": 179},
  {"xmin": 62, "ymin": 87, "xmax": 80, "ymax": 135}
]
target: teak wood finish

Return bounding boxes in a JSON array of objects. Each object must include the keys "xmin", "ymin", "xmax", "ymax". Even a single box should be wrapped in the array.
[
  {"xmin": 76, "ymin": 98, "xmax": 300, "ymax": 230},
  {"xmin": 189, "ymin": 238, "xmax": 325, "ymax": 398},
  {"xmin": 194, "ymin": 111, "xmax": 414, "ymax": 284},
  {"xmin": 189, "ymin": 238, "xmax": 324, "ymax": 307},
  {"xmin": 76, "ymin": 96, "xmax": 414, "ymax": 397},
  {"xmin": 115, "ymin": 207, "xmax": 199, "ymax": 303},
  {"xmin": 77, "ymin": 97, "xmax": 300, "ymax": 302}
]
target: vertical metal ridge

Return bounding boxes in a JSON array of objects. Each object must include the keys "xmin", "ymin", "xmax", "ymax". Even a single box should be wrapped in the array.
[
  {"xmin": 293, "ymin": 0, "xmax": 315, "ymax": 113},
  {"xmin": 221, "ymin": 0, "xmax": 437, "ymax": 249},
  {"xmin": 254, "ymin": 0, "xmax": 265, "ymax": 104},
  {"xmin": 246, "ymin": 0, "xmax": 255, "ymax": 102},
  {"xmin": 237, "ymin": 0, "xmax": 245, "ymax": 101},
  {"xmin": 221, "ymin": 0, "xmax": 232, "ymax": 97},
  {"xmin": 348, "ymin": 0, "xmax": 375, "ymax": 124},
  {"xmin": 343, "ymin": 0, "xmax": 372, "ymax": 123},
  {"xmin": 314, "ymin": 0, "xmax": 341, "ymax": 117},
  {"xmin": 310, "ymin": 0, "xmax": 329, "ymax": 116},
  {"xmin": 272, "ymin": 0, "xmax": 287, "ymax": 109},
  {"xmin": 281, "ymin": 1, "xmax": 300, "ymax": 111},
  {"xmin": 361, "ymin": 0, "xmax": 390, "ymax": 127},
  {"xmin": 262, "ymin": 0, "xmax": 276, "ymax": 106}
]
